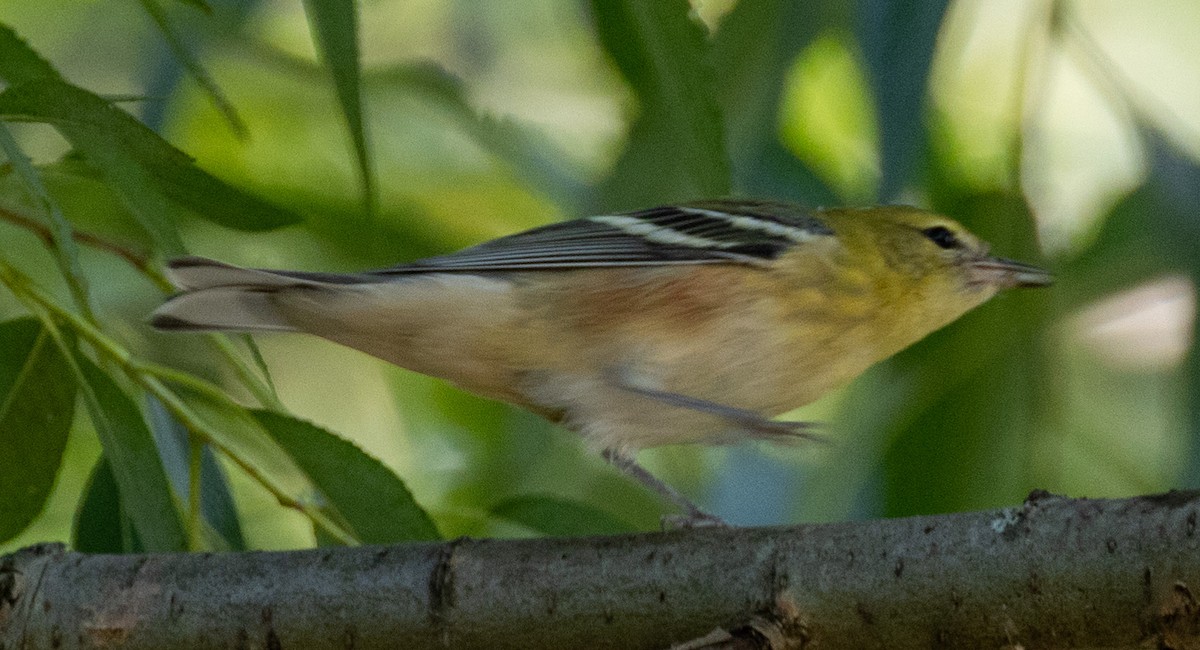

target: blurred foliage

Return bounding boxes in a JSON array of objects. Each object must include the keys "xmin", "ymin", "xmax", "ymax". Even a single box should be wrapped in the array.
[{"xmin": 0, "ymin": 0, "xmax": 1196, "ymax": 552}]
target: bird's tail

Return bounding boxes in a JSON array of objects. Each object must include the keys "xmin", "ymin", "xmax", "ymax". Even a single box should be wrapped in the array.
[{"xmin": 150, "ymin": 256, "xmax": 323, "ymax": 332}]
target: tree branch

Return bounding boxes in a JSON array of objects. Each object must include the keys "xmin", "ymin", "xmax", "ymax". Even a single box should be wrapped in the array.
[{"xmin": 3, "ymin": 491, "xmax": 1199, "ymax": 649}]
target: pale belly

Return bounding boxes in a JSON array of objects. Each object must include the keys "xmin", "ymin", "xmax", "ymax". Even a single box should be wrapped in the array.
[{"xmin": 503, "ymin": 267, "xmax": 886, "ymax": 450}]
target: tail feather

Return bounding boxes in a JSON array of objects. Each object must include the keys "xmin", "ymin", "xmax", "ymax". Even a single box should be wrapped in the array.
[
  {"xmin": 152, "ymin": 287, "xmax": 297, "ymax": 332},
  {"xmin": 153, "ymin": 257, "xmax": 319, "ymax": 332},
  {"xmin": 166, "ymin": 256, "xmax": 315, "ymax": 291}
]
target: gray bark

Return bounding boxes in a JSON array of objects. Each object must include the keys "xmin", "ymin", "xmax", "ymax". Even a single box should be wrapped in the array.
[{"xmin": 2, "ymin": 491, "xmax": 1199, "ymax": 649}]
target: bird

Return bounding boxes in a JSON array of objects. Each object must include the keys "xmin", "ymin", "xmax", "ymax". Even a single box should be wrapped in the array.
[{"xmin": 152, "ymin": 199, "xmax": 1052, "ymax": 525}]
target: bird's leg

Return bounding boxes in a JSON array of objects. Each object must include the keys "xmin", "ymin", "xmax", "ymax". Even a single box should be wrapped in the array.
[
  {"xmin": 601, "ymin": 448, "xmax": 727, "ymax": 528},
  {"xmin": 616, "ymin": 382, "xmax": 825, "ymax": 444}
]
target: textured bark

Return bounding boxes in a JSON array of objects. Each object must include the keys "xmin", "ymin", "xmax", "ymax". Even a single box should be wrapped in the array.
[{"xmin": 2, "ymin": 491, "xmax": 1200, "ymax": 649}]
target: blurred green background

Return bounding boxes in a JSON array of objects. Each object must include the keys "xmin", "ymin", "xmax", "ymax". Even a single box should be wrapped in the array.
[{"xmin": 0, "ymin": 0, "xmax": 1197, "ymax": 552}]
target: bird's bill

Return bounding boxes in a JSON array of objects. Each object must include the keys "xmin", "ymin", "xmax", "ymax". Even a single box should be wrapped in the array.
[{"xmin": 970, "ymin": 257, "xmax": 1054, "ymax": 288}]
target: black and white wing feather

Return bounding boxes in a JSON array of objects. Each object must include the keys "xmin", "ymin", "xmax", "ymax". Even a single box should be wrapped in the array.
[{"xmin": 371, "ymin": 200, "xmax": 833, "ymax": 275}]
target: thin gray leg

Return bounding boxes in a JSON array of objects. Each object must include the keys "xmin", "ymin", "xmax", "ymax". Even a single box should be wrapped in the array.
[
  {"xmin": 602, "ymin": 448, "xmax": 727, "ymax": 527},
  {"xmin": 617, "ymin": 383, "xmax": 825, "ymax": 443}
]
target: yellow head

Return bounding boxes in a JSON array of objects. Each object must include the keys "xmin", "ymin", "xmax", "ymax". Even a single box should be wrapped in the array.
[{"xmin": 814, "ymin": 205, "xmax": 1051, "ymax": 352}]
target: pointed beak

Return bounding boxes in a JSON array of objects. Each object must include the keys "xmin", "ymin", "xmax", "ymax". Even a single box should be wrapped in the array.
[{"xmin": 969, "ymin": 257, "xmax": 1054, "ymax": 289}]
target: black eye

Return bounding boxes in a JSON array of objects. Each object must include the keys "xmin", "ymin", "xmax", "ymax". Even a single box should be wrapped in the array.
[{"xmin": 922, "ymin": 226, "xmax": 959, "ymax": 249}]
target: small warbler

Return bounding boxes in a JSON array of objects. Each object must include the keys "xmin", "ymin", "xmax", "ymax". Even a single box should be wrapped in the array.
[{"xmin": 153, "ymin": 200, "xmax": 1051, "ymax": 525}]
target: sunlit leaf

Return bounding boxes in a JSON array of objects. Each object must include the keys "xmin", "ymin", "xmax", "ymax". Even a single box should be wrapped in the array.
[
  {"xmin": 778, "ymin": 35, "xmax": 879, "ymax": 202},
  {"xmin": 0, "ymin": 319, "xmax": 75, "ymax": 543},
  {"xmin": 857, "ymin": 0, "xmax": 950, "ymax": 200},
  {"xmin": 252, "ymin": 410, "xmax": 440, "ymax": 542},
  {"xmin": 304, "ymin": 0, "xmax": 374, "ymax": 217},
  {"xmin": 491, "ymin": 494, "xmax": 633, "ymax": 537},
  {"xmin": 589, "ymin": 0, "xmax": 729, "ymax": 207},
  {"xmin": 76, "ymin": 358, "xmax": 188, "ymax": 551}
]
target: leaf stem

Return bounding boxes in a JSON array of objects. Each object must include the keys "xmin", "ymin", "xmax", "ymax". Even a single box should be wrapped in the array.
[{"xmin": 188, "ymin": 434, "xmax": 203, "ymax": 551}]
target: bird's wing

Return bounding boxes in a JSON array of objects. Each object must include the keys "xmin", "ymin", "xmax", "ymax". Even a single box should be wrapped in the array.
[{"xmin": 370, "ymin": 200, "xmax": 835, "ymax": 275}]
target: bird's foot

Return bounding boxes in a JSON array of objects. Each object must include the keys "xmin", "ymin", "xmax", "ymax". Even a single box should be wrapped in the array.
[{"xmin": 661, "ymin": 510, "xmax": 729, "ymax": 530}]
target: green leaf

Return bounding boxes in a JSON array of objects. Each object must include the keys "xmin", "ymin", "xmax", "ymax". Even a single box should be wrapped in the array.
[
  {"xmin": 710, "ymin": 0, "xmax": 840, "ymax": 204},
  {"xmin": 171, "ymin": 0, "xmax": 213, "ymax": 13},
  {"xmin": 0, "ymin": 122, "xmax": 94, "ymax": 317},
  {"xmin": 173, "ymin": 388, "xmax": 319, "ymax": 499},
  {"xmin": 491, "ymin": 494, "xmax": 633, "ymax": 537},
  {"xmin": 0, "ymin": 319, "xmax": 76, "ymax": 543},
  {"xmin": 65, "ymin": 123, "xmax": 188, "ymax": 254},
  {"xmin": 0, "ymin": 155, "xmax": 155, "ymax": 253},
  {"xmin": 146, "ymin": 397, "xmax": 245, "ymax": 550},
  {"xmin": 857, "ymin": 0, "xmax": 949, "ymax": 200},
  {"xmin": 73, "ymin": 456, "xmax": 141, "ymax": 553},
  {"xmin": 0, "ymin": 22, "xmax": 61, "ymax": 84},
  {"xmin": 304, "ymin": 0, "xmax": 375, "ymax": 217},
  {"xmin": 589, "ymin": 0, "xmax": 729, "ymax": 207},
  {"xmin": 76, "ymin": 357, "xmax": 188, "ymax": 551},
  {"xmin": 138, "ymin": 0, "xmax": 247, "ymax": 138},
  {"xmin": 0, "ymin": 77, "xmax": 302, "ymax": 235},
  {"xmin": 252, "ymin": 410, "xmax": 440, "ymax": 543}
]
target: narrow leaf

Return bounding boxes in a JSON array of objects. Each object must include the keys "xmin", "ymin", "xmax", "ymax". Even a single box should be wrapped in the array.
[
  {"xmin": 65, "ymin": 124, "xmax": 187, "ymax": 254},
  {"xmin": 73, "ymin": 456, "xmax": 141, "ymax": 553},
  {"xmin": 76, "ymin": 358, "xmax": 188, "ymax": 551},
  {"xmin": 253, "ymin": 410, "xmax": 440, "ymax": 542},
  {"xmin": 492, "ymin": 494, "xmax": 633, "ymax": 537},
  {"xmin": 304, "ymin": 0, "xmax": 375, "ymax": 217},
  {"xmin": 0, "ymin": 319, "xmax": 76, "ymax": 543},
  {"xmin": 0, "ymin": 77, "xmax": 302, "ymax": 234},
  {"xmin": 138, "ymin": 0, "xmax": 248, "ymax": 139},
  {"xmin": 146, "ymin": 397, "xmax": 245, "ymax": 550},
  {"xmin": 589, "ymin": 0, "xmax": 729, "ymax": 206},
  {"xmin": 857, "ymin": 0, "xmax": 950, "ymax": 200},
  {"xmin": 0, "ymin": 121, "xmax": 94, "ymax": 316},
  {"xmin": 0, "ymin": 22, "xmax": 60, "ymax": 84}
]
